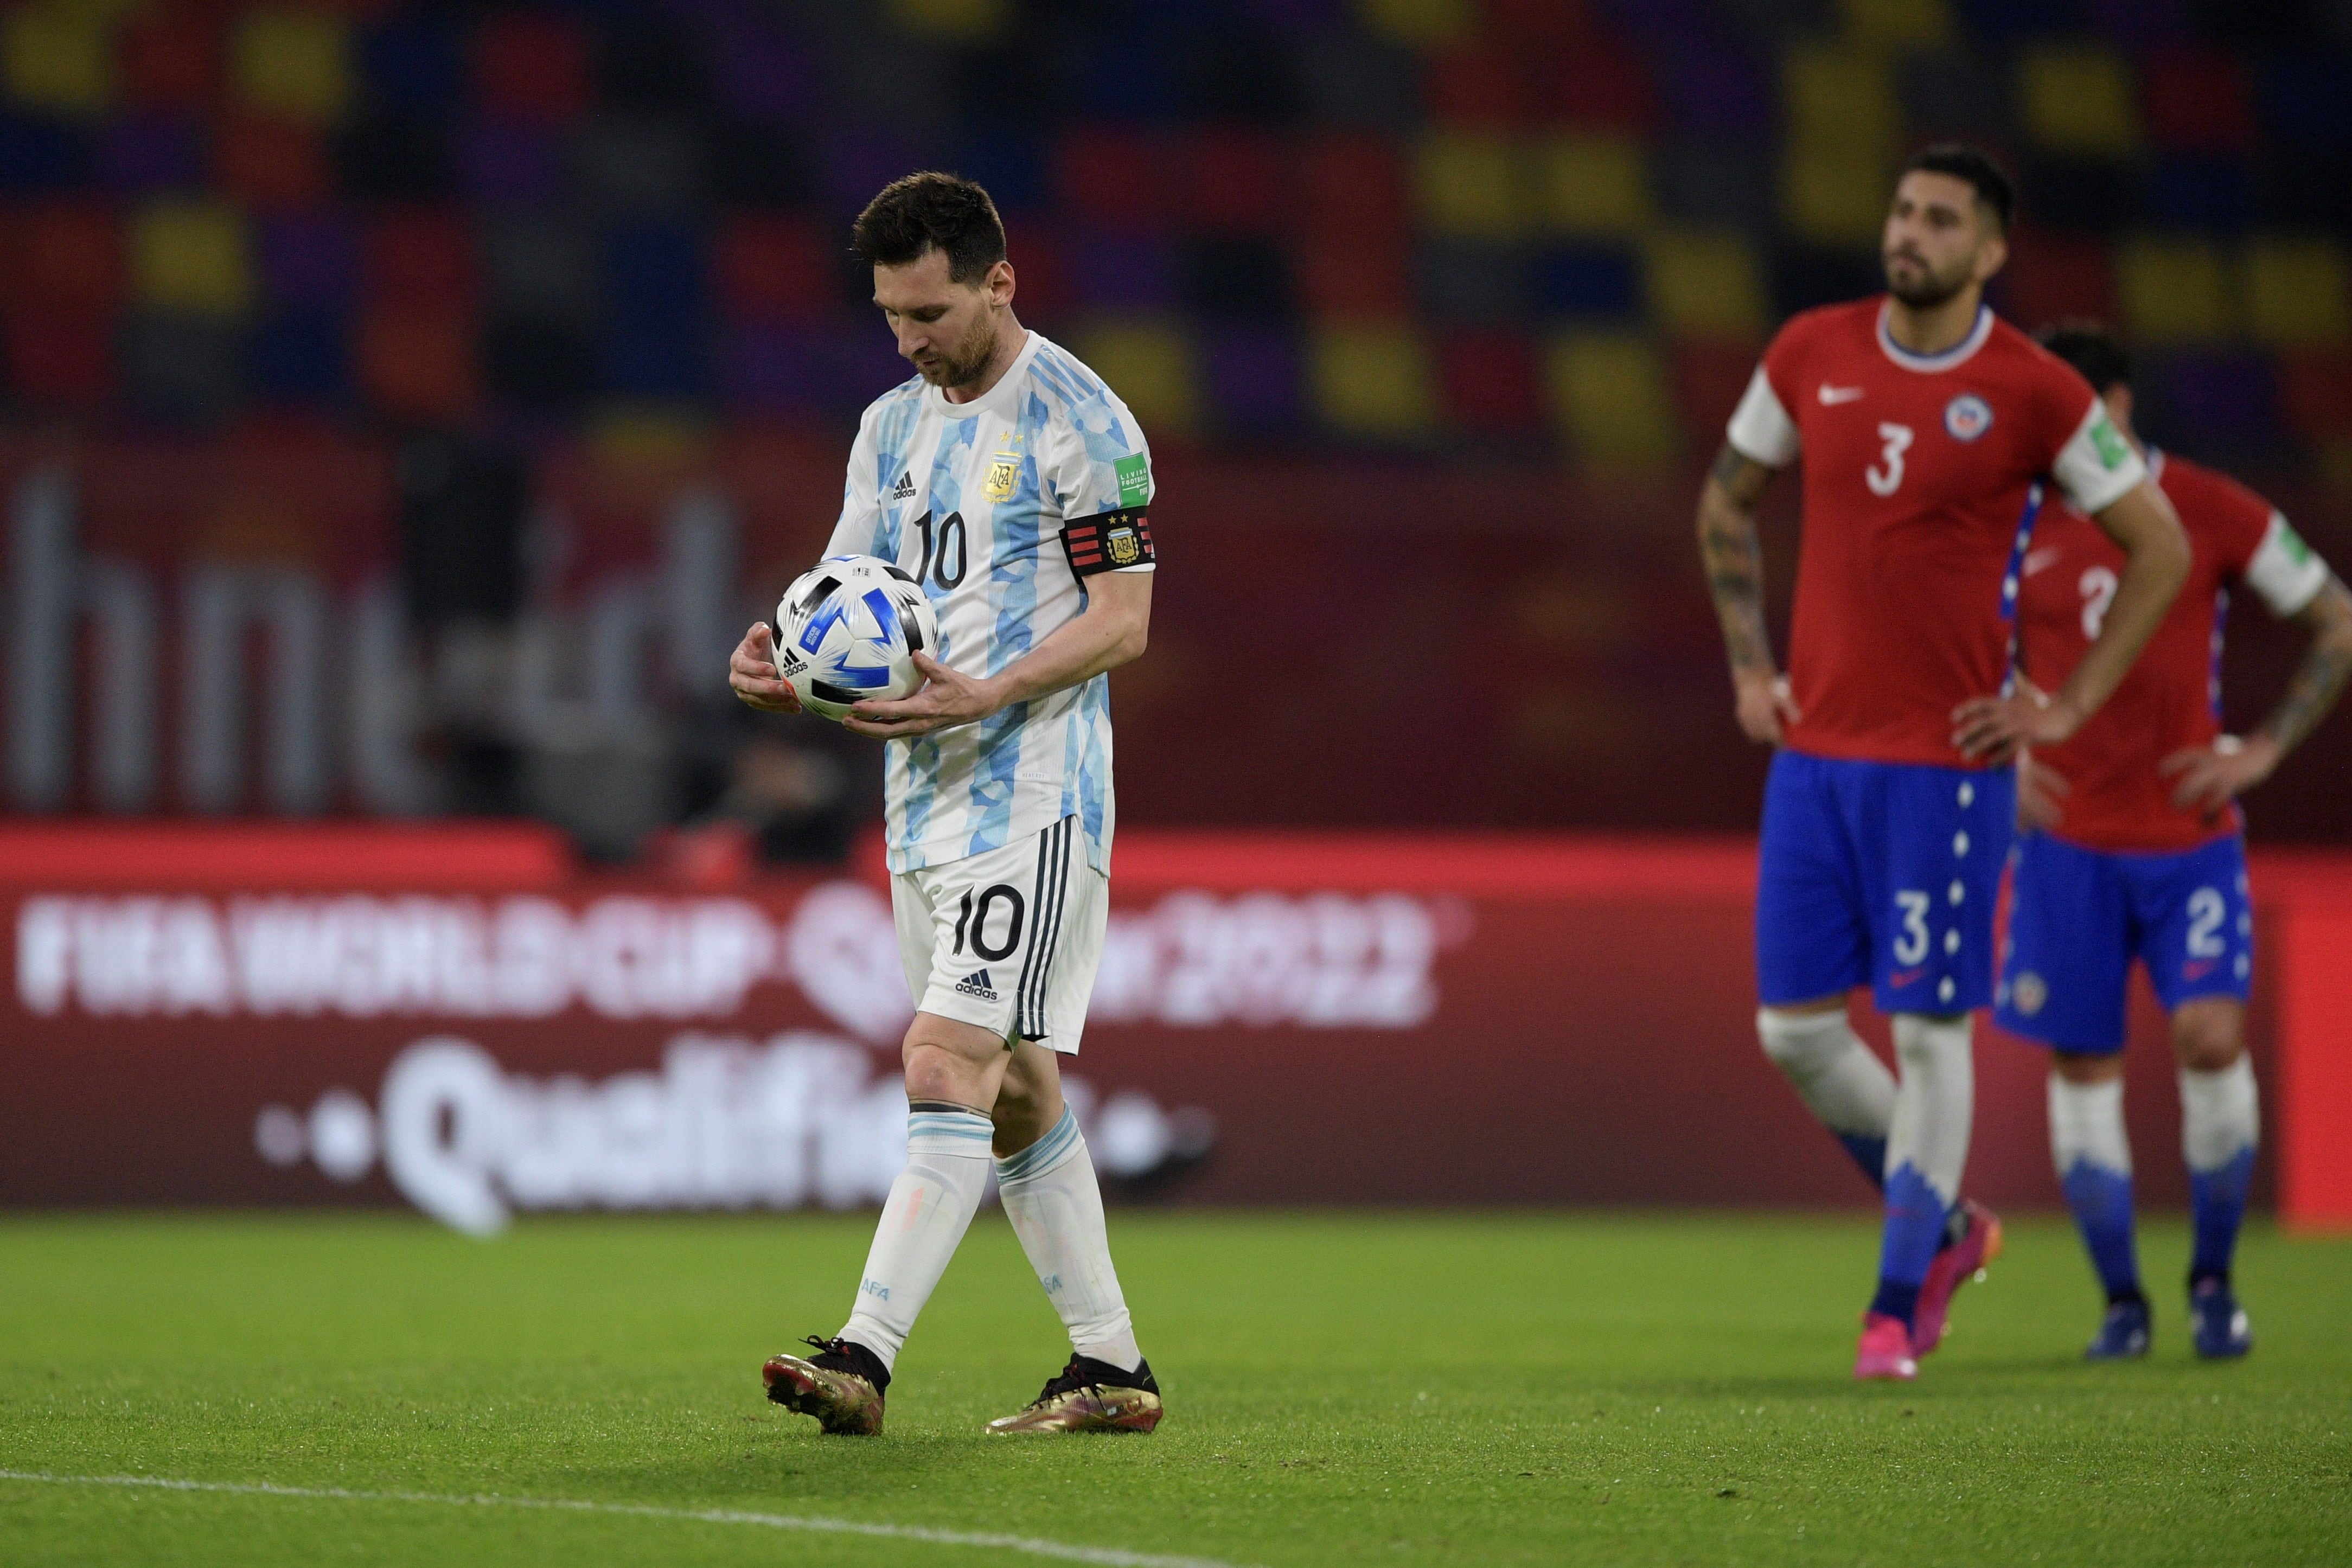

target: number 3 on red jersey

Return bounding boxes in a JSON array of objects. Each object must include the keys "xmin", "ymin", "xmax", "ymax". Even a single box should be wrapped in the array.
[{"xmin": 1866, "ymin": 423, "xmax": 1913, "ymax": 496}]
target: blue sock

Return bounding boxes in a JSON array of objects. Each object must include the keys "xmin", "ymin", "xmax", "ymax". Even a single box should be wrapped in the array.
[
  {"xmin": 1836, "ymin": 1132, "xmax": 1888, "ymax": 1193},
  {"xmin": 2059, "ymin": 1160, "xmax": 2142, "ymax": 1301},
  {"xmin": 1869, "ymin": 1277, "xmax": 1921, "ymax": 1325},
  {"xmin": 2190, "ymin": 1147, "xmax": 2254, "ymax": 1285},
  {"xmin": 1870, "ymin": 1162, "xmax": 1947, "ymax": 1328}
]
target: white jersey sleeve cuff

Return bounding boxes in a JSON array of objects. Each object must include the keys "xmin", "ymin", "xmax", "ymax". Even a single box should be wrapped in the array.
[
  {"xmin": 1724, "ymin": 365, "xmax": 1799, "ymax": 468},
  {"xmin": 2050, "ymin": 399, "xmax": 2147, "ymax": 515},
  {"xmin": 2244, "ymin": 512, "xmax": 2330, "ymax": 617}
]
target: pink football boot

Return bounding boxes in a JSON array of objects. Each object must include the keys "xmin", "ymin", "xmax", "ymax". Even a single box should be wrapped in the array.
[
  {"xmin": 1913, "ymin": 1200, "xmax": 2004, "ymax": 1356},
  {"xmin": 1855, "ymin": 1312, "xmax": 1919, "ymax": 1381}
]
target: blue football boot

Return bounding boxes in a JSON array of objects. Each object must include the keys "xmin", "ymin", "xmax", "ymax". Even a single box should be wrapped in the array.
[
  {"xmin": 2190, "ymin": 1280, "xmax": 2252, "ymax": 1359},
  {"xmin": 2084, "ymin": 1298, "xmax": 2151, "ymax": 1361}
]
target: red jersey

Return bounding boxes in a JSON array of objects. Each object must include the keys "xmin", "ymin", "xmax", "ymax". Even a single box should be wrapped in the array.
[
  {"xmin": 2016, "ymin": 450, "xmax": 2330, "ymax": 852},
  {"xmin": 1727, "ymin": 297, "xmax": 2145, "ymax": 767}
]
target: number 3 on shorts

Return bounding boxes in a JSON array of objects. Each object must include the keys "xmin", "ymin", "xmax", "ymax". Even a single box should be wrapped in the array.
[{"xmin": 1893, "ymin": 888, "xmax": 1932, "ymax": 966}]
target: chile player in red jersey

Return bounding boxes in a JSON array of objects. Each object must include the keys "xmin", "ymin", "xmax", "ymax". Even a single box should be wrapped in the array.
[
  {"xmin": 1999, "ymin": 323, "xmax": 2352, "ymax": 1362},
  {"xmin": 1697, "ymin": 145, "xmax": 2191, "ymax": 1381}
]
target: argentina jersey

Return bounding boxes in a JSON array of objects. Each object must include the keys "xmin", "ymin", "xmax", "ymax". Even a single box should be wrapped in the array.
[{"xmin": 826, "ymin": 331, "xmax": 1156, "ymax": 876}]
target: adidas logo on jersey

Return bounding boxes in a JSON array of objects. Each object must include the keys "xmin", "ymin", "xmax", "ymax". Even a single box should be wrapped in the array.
[
  {"xmin": 954, "ymin": 969, "xmax": 998, "ymax": 1002},
  {"xmin": 891, "ymin": 471, "xmax": 917, "ymax": 500}
]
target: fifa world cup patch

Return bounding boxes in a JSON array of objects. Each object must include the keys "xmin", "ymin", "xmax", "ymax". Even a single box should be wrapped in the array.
[{"xmin": 1061, "ymin": 509, "xmax": 1154, "ymax": 576}]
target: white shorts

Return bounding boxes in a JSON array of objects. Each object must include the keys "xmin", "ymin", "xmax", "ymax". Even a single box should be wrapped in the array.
[{"xmin": 892, "ymin": 815, "xmax": 1107, "ymax": 1054}]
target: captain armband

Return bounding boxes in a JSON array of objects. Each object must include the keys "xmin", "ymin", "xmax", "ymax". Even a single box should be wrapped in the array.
[{"xmin": 1059, "ymin": 508, "xmax": 1154, "ymax": 577}]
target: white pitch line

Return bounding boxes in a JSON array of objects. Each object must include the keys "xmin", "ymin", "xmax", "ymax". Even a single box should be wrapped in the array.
[{"xmin": 0, "ymin": 1470, "xmax": 1250, "ymax": 1568}]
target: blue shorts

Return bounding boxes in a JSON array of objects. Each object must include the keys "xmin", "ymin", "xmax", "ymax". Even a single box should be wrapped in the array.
[
  {"xmin": 1995, "ymin": 830, "xmax": 2254, "ymax": 1054},
  {"xmin": 1755, "ymin": 750, "xmax": 2015, "ymax": 1015}
]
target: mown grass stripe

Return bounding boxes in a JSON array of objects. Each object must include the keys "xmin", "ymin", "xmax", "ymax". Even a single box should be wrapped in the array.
[{"xmin": 0, "ymin": 1470, "xmax": 1249, "ymax": 1568}]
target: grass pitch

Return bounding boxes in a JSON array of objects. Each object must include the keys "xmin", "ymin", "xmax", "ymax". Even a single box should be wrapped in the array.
[{"xmin": 2, "ymin": 1210, "xmax": 2347, "ymax": 1566}]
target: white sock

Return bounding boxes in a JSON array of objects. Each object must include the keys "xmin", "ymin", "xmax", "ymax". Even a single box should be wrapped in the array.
[
  {"xmin": 2180, "ymin": 1057, "xmax": 2259, "ymax": 1172},
  {"xmin": 2049, "ymin": 1074, "xmax": 2131, "ymax": 1177},
  {"xmin": 838, "ymin": 1103, "xmax": 994, "ymax": 1373},
  {"xmin": 996, "ymin": 1105, "xmax": 1143, "ymax": 1373},
  {"xmin": 1888, "ymin": 1013, "xmax": 1974, "ymax": 1207},
  {"xmin": 1757, "ymin": 1007, "xmax": 1896, "ymax": 1143}
]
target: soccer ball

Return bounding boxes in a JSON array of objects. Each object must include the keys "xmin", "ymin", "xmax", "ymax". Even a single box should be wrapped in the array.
[{"xmin": 772, "ymin": 554, "xmax": 940, "ymax": 721}]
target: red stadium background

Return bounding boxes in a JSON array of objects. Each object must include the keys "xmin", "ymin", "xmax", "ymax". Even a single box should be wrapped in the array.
[{"xmin": 7, "ymin": 822, "xmax": 2347, "ymax": 1233}]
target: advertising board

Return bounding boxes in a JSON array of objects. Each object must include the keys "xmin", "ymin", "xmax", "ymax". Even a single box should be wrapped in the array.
[{"xmin": 7, "ymin": 825, "xmax": 2345, "ymax": 1231}]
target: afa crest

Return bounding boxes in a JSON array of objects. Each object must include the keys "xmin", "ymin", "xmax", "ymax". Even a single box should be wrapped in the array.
[
  {"xmin": 1107, "ymin": 524, "xmax": 1141, "ymax": 566},
  {"xmin": 982, "ymin": 453, "xmax": 1020, "ymax": 503}
]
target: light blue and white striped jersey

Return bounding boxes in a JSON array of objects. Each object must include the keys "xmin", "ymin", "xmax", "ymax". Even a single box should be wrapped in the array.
[{"xmin": 827, "ymin": 330, "xmax": 1154, "ymax": 876}]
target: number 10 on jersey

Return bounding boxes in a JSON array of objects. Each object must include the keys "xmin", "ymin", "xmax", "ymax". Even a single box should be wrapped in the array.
[{"xmin": 910, "ymin": 511, "xmax": 967, "ymax": 590}]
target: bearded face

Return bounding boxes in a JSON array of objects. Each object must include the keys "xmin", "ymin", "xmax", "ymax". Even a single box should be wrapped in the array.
[
  {"xmin": 1878, "ymin": 170, "xmax": 2003, "ymax": 312},
  {"xmin": 1882, "ymin": 242, "xmax": 1976, "ymax": 309},
  {"xmin": 913, "ymin": 305, "xmax": 1001, "ymax": 391}
]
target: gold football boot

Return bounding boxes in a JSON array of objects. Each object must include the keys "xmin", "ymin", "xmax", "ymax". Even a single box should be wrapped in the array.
[
  {"xmin": 762, "ymin": 1336, "xmax": 888, "ymax": 1436},
  {"xmin": 986, "ymin": 1355, "xmax": 1163, "ymax": 1435}
]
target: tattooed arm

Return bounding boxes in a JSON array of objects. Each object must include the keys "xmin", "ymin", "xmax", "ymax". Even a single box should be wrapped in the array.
[
  {"xmin": 1697, "ymin": 441, "xmax": 1797, "ymax": 744},
  {"xmin": 2161, "ymin": 574, "xmax": 2352, "ymax": 813}
]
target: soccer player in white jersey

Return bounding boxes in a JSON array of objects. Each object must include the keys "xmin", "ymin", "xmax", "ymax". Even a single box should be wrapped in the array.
[{"xmin": 727, "ymin": 172, "xmax": 1161, "ymax": 1437}]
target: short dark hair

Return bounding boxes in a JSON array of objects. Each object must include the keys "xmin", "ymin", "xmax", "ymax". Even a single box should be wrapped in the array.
[
  {"xmin": 1900, "ymin": 142, "xmax": 2015, "ymax": 233},
  {"xmin": 2033, "ymin": 319, "xmax": 2133, "ymax": 394},
  {"xmin": 851, "ymin": 171, "xmax": 1007, "ymax": 284}
]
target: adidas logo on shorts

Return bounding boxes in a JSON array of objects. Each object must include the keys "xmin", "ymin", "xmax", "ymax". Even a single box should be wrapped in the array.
[{"xmin": 954, "ymin": 969, "xmax": 998, "ymax": 1002}]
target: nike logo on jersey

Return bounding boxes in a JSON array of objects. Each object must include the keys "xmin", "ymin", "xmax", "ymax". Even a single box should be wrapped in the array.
[
  {"xmin": 2182, "ymin": 959, "xmax": 2219, "ymax": 982},
  {"xmin": 1818, "ymin": 384, "xmax": 1865, "ymax": 405},
  {"xmin": 2022, "ymin": 547, "xmax": 2063, "ymax": 577},
  {"xmin": 1888, "ymin": 966, "xmax": 1927, "ymax": 987},
  {"xmin": 891, "ymin": 471, "xmax": 917, "ymax": 500}
]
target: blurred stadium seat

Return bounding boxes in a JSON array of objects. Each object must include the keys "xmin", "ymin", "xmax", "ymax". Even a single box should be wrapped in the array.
[
  {"xmin": 1311, "ymin": 320, "xmax": 1436, "ymax": 438},
  {"xmin": 2116, "ymin": 234, "xmax": 2235, "ymax": 342},
  {"xmin": 2241, "ymin": 238, "xmax": 2350, "ymax": 348},
  {"xmin": 3, "ymin": 6, "xmax": 116, "ymax": 117},
  {"xmin": 230, "ymin": 9, "xmax": 351, "ymax": 126},
  {"xmin": 1548, "ymin": 330, "xmax": 1678, "ymax": 469},
  {"xmin": 1075, "ymin": 319, "xmax": 1199, "ymax": 437},
  {"xmin": 129, "ymin": 197, "xmax": 250, "ymax": 315},
  {"xmin": 2016, "ymin": 42, "xmax": 2141, "ymax": 159},
  {"xmin": 1646, "ymin": 230, "xmax": 1768, "ymax": 342}
]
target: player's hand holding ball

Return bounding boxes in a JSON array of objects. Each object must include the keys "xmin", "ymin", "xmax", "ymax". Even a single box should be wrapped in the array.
[
  {"xmin": 728, "ymin": 622, "xmax": 802, "ymax": 714},
  {"xmin": 752, "ymin": 554, "xmax": 945, "ymax": 728},
  {"xmin": 842, "ymin": 652, "xmax": 1003, "ymax": 739}
]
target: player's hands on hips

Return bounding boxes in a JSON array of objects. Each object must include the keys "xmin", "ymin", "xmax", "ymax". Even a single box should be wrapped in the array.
[
  {"xmin": 844, "ymin": 652, "xmax": 999, "ymax": 739},
  {"xmin": 1733, "ymin": 668, "xmax": 1800, "ymax": 745},
  {"xmin": 1951, "ymin": 684, "xmax": 2081, "ymax": 764},
  {"xmin": 2014, "ymin": 750, "xmax": 2069, "ymax": 831},
  {"xmin": 728, "ymin": 622, "xmax": 802, "ymax": 714},
  {"xmin": 2159, "ymin": 733, "xmax": 2278, "ymax": 818}
]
